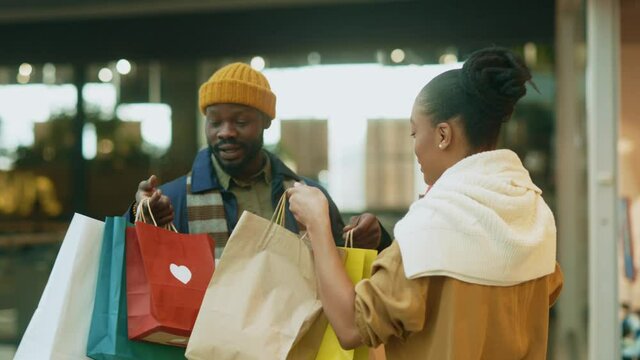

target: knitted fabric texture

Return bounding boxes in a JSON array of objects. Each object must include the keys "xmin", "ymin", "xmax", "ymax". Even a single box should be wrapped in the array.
[
  {"xmin": 199, "ymin": 62, "xmax": 276, "ymax": 119},
  {"xmin": 394, "ymin": 149, "xmax": 556, "ymax": 286}
]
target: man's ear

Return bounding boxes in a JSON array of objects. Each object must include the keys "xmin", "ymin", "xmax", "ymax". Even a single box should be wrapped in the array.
[{"xmin": 262, "ymin": 113, "xmax": 272, "ymax": 129}]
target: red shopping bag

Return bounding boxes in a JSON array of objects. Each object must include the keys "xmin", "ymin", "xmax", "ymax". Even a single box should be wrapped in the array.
[{"xmin": 126, "ymin": 221, "xmax": 215, "ymax": 347}]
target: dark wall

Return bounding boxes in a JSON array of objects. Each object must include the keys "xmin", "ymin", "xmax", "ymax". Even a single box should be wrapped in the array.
[{"xmin": 0, "ymin": 0, "xmax": 554, "ymax": 64}]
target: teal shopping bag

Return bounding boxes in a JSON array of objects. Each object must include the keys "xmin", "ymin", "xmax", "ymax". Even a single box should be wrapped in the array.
[{"xmin": 86, "ymin": 216, "xmax": 186, "ymax": 360}]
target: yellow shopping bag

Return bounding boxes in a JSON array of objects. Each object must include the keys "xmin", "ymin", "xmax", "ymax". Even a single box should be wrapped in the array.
[{"xmin": 315, "ymin": 230, "xmax": 378, "ymax": 360}]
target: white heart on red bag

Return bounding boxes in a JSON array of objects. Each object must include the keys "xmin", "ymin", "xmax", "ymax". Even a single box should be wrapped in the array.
[{"xmin": 170, "ymin": 263, "xmax": 192, "ymax": 284}]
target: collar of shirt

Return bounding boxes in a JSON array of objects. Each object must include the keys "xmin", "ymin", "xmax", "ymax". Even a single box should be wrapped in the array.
[{"xmin": 210, "ymin": 151, "xmax": 272, "ymax": 190}]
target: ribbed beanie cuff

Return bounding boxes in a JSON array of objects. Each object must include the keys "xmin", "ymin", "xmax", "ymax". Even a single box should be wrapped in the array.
[{"xmin": 198, "ymin": 63, "xmax": 276, "ymax": 119}]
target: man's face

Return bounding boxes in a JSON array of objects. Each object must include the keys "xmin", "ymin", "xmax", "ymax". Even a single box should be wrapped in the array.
[{"xmin": 205, "ymin": 103, "xmax": 271, "ymax": 177}]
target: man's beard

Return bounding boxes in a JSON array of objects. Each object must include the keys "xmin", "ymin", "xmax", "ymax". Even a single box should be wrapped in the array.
[{"xmin": 210, "ymin": 136, "xmax": 264, "ymax": 178}]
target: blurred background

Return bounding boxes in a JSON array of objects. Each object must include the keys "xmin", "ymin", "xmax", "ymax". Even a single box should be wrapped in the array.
[{"xmin": 0, "ymin": 0, "xmax": 636, "ymax": 358}]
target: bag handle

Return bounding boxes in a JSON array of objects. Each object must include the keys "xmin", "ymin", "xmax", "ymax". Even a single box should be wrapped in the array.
[
  {"xmin": 258, "ymin": 192, "xmax": 287, "ymax": 248},
  {"xmin": 258, "ymin": 191, "xmax": 314, "ymax": 279},
  {"xmin": 260, "ymin": 191, "xmax": 309, "ymax": 246},
  {"xmin": 270, "ymin": 192, "xmax": 309, "ymax": 238},
  {"xmin": 344, "ymin": 229, "xmax": 355, "ymax": 248},
  {"xmin": 135, "ymin": 197, "xmax": 178, "ymax": 233},
  {"xmin": 271, "ymin": 192, "xmax": 287, "ymax": 227}
]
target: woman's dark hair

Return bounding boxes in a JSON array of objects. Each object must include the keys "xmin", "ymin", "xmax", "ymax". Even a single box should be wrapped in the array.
[{"xmin": 416, "ymin": 47, "xmax": 533, "ymax": 149}]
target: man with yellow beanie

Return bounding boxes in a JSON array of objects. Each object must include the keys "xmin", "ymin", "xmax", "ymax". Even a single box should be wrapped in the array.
[{"xmin": 130, "ymin": 63, "xmax": 390, "ymax": 257}]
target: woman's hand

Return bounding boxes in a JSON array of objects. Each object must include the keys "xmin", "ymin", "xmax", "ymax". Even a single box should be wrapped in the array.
[{"xmin": 287, "ymin": 182, "xmax": 330, "ymax": 233}]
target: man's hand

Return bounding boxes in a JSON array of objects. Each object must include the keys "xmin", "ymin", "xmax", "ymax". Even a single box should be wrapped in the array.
[
  {"xmin": 136, "ymin": 175, "xmax": 174, "ymax": 226},
  {"xmin": 343, "ymin": 213, "xmax": 381, "ymax": 250}
]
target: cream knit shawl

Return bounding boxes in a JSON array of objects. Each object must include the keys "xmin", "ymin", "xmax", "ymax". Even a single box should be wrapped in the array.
[{"xmin": 394, "ymin": 150, "xmax": 556, "ymax": 286}]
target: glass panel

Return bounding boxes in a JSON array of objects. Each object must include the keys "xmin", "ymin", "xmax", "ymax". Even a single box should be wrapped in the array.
[{"xmin": 620, "ymin": 1, "xmax": 640, "ymax": 357}]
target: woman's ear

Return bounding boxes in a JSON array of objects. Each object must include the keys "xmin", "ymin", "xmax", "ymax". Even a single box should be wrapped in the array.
[{"xmin": 436, "ymin": 122, "xmax": 452, "ymax": 150}]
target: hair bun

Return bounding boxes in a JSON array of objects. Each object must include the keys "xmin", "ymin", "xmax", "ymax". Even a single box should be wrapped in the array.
[{"xmin": 460, "ymin": 47, "xmax": 532, "ymax": 120}]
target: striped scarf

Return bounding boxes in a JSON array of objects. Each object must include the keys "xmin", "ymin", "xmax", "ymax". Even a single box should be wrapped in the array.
[
  {"xmin": 186, "ymin": 174, "xmax": 229, "ymax": 259},
  {"xmin": 186, "ymin": 166, "xmax": 296, "ymax": 260}
]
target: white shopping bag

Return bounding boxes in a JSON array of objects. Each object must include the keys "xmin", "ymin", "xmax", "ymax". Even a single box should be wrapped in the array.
[{"xmin": 14, "ymin": 213, "xmax": 105, "ymax": 360}]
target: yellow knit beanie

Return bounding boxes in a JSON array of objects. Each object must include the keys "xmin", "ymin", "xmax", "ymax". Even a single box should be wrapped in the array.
[{"xmin": 198, "ymin": 63, "xmax": 276, "ymax": 119}]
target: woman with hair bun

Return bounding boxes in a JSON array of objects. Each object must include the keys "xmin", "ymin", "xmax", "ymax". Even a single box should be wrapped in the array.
[{"xmin": 288, "ymin": 47, "xmax": 563, "ymax": 359}]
